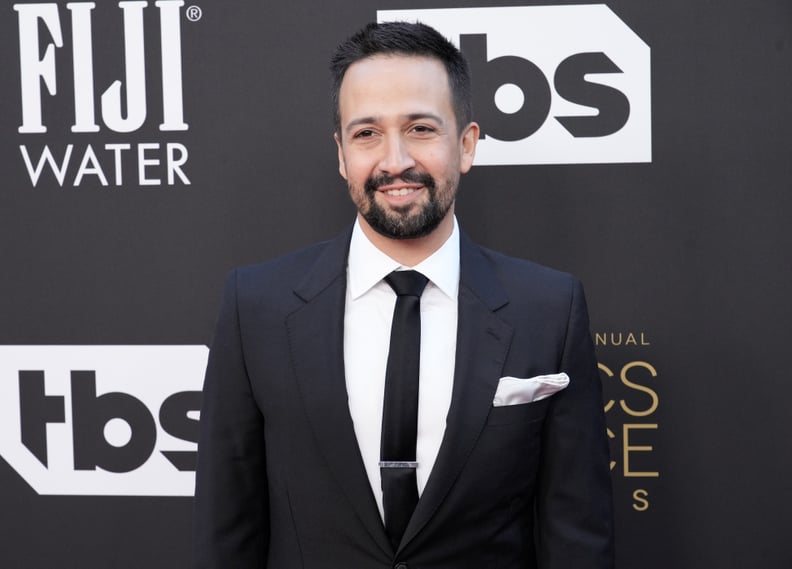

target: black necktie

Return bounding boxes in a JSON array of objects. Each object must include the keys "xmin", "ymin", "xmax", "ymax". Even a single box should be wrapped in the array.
[{"xmin": 380, "ymin": 270, "xmax": 428, "ymax": 551}]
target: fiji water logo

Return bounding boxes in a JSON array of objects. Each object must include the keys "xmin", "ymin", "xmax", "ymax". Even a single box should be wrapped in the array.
[{"xmin": 13, "ymin": 1, "xmax": 195, "ymax": 187}]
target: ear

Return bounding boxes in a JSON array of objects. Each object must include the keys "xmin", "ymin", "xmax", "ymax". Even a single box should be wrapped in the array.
[
  {"xmin": 458, "ymin": 122, "xmax": 479, "ymax": 174},
  {"xmin": 334, "ymin": 132, "xmax": 348, "ymax": 179}
]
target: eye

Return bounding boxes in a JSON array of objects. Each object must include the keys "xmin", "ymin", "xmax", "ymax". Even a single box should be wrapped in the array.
[
  {"xmin": 353, "ymin": 129, "xmax": 376, "ymax": 139},
  {"xmin": 409, "ymin": 124, "xmax": 439, "ymax": 138}
]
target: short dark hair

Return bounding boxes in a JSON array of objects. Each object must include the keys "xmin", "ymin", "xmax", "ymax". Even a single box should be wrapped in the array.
[{"xmin": 330, "ymin": 21, "xmax": 472, "ymax": 136}]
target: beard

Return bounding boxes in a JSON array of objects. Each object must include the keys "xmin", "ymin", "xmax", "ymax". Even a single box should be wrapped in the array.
[{"xmin": 356, "ymin": 169, "xmax": 454, "ymax": 240}]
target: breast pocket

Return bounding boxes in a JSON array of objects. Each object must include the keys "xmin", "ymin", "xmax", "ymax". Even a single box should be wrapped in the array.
[{"xmin": 486, "ymin": 397, "xmax": 551, "ymax": 426}]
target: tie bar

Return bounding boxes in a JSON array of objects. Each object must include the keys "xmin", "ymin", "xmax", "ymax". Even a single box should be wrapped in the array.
[{"xmin": 379, "ymin": 461, "xmax": 418, "ymax": 468}]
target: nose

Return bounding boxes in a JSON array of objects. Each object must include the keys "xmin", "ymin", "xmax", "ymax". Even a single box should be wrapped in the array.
[{"xmin": 377, "ymin": 133, "xmax": 416, "ymax": 175}]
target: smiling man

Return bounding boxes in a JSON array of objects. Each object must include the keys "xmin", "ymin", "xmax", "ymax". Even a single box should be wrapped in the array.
[{"xmin": 194, "ymin": 21, "xmax": 614, "ymax": 569}]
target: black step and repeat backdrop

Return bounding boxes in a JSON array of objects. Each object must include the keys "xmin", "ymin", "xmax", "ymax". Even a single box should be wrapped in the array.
[{"xmin": 1, "ymin": 1, "xmax": 790, "ymax": 567}]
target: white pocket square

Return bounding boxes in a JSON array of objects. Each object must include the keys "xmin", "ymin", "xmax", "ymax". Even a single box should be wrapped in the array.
[{"xmin": 492, "ymin": 373, "xmax": 570, "ymax": 407}]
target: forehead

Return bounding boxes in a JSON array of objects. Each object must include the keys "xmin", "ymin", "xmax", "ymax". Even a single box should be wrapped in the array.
[{"xmin": 338, "ymin": 55, "xmax": 453, "ymax": 124}]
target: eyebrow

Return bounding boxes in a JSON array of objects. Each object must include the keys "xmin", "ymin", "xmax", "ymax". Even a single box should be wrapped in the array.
[{"xmin": 343, "ymin": 112, "xmax": 446, "ymax": 135}]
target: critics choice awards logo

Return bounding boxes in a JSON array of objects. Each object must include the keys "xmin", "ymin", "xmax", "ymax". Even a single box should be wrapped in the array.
[
  {"xmin": 13, "ymin": 1, "xmax": 193, "ymax": 188},
  {"xmin": 379, "ymin": 5, "xmax": 651, "ymax": 165},
  {"xmin": 595, "ymin": 331, "xmax": 660, "ymax": 512}
]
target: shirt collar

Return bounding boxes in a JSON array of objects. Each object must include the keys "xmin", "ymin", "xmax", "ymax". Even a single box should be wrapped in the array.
[{"xmin": 347, "ymin": 217, "xmax": 460, "ymax": 300}]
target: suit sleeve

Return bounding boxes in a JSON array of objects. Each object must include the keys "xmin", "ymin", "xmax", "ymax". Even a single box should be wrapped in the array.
[
  {"xmin": 193, "ymin": 269, "xmax": 269, "ymax": 568},
  {"xmin": 536, "ymin": 279, "xmax": 615, "ymax": 569}
]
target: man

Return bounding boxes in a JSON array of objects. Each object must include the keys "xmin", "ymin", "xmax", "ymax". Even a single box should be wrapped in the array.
[{"xmin": 194, "ymin": 21, "xmax": 614, "ymax": 569}]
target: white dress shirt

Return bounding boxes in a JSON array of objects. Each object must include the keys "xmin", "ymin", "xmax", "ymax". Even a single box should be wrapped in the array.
[{"xmin": 344, "ymin": 217, "xmax": 459, "ymax": 520}]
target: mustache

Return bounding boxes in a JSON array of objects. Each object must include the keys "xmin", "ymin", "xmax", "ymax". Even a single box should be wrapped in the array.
[{"xmin": 364, "ymin": 169, "xmax": 435, "ymax": 194}]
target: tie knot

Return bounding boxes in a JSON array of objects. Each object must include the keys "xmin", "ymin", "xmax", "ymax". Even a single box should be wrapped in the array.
[{"xmin": 385, "ymin": 270, "xmax": 428, "ymax": 297}]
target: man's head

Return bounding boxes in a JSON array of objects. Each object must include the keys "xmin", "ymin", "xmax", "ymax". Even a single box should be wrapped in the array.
[{"xmin": 331, "ymin": 22, "xmax": 478, "ymax": 244}]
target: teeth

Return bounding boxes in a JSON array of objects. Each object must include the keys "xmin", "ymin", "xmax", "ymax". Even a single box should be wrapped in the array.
[{"xmin": 385, "ymin": 188, "xmax": 415, "ymax": 196}]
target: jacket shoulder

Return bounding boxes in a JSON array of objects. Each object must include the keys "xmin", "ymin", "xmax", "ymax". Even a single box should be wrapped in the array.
[
  {"xmin": 234, "ymin": 239, "xmax": 335, "ymax": 286},
  {"xmin": 477, "ymin": 245, "xmax": 581, "ymax": 295}
]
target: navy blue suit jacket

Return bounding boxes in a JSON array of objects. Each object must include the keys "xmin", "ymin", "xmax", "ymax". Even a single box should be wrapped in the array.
[{"xmin": 194, "ymin": 227, "xmax": 614, "ymax": 568}]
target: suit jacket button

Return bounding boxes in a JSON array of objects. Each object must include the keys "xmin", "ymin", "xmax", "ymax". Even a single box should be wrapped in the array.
[{"xmin": 394, "ymin": 563, "xmax": 408, "ymax": 569}]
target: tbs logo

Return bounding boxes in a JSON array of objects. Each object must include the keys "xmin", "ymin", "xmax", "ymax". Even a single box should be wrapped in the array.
[
  {"xmin": 379, "ymin": 5, "xmax": 651, "ymax": 165},
  {"xmin": 0, "ymin": 346, "xmax": 207, "ymax": 496}
]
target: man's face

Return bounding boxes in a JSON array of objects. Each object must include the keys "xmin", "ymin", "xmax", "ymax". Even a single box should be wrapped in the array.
[{"xmin": 335, "ymin": 55, "xmax": 478, "ymax": 240}]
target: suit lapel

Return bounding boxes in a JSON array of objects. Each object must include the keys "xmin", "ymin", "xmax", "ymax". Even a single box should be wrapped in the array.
[
  {"xmin": 400, "ymin": 233, "xmax": 513, "ymax": 551},
  {"xmin": 286, "ymin": 228, "xmax": 392, "ymax": 557}
]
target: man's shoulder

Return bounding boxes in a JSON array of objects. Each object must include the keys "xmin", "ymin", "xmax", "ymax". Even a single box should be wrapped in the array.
[
  {"xmin": 227, "ymin": 227, "xmax": 351, "ymax": 294},
  {"xmin": 236, "ymin": 240, "xmax": 332, "ymax": 278},
  {"xmin": 473, "ymin": 241, "xmax": 580, "ymax": 289},
  {"xmin": 465, "ymin": 240, "xmax": 585, "ymax": 316}
]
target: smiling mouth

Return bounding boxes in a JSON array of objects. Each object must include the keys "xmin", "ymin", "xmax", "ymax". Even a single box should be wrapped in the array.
[
  {"xmin": 365, "ymin": 170, "xmax": 434, "ymax": 199},
  {"xmin": 383, "ymin": 187, "xmax": 420, "ymax": 196}
]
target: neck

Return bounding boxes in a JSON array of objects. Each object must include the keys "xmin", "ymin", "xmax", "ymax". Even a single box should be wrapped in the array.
[{"xmin": 357, "ymin": 209, "xmax": 455, "ymax": 267}]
